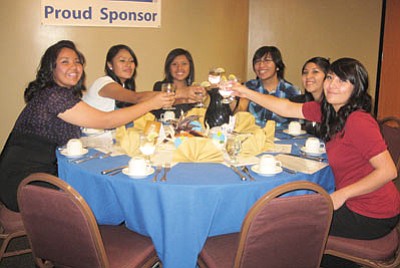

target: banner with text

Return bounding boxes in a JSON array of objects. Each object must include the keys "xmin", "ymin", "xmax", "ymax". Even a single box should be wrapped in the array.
[{"xmin": 41, "ymin": 0, "xmax": 161, "ymax": 28}]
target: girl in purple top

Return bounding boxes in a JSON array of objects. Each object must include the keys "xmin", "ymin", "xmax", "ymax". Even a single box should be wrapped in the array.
[
  {"xmin": 232, "ymin": 58, "xmax": 399, "ymax": 267},
  {"xmin": 0, "ymin": 40, "xmax": 174, "ymax": 212}
]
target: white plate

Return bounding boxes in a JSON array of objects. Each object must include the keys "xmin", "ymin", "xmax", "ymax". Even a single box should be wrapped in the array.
[
  {"xmin": 283, "ymin": 129, "xmax": 307, "ymax": 136},
  {"xmin": 301, "ymin": 146, "xmax": 326, "ymax": 156},
  {"xmin": 60, "ymin": 148, "xmax": 88, "ymax": 158},
  {"xmin": 251, "ymin": 165, "xmax": 283, "ymax": 177},
  {"xmin": 82, "ymin": 128, "xmax": 105, "ymax": 135},
  {"xmin": 122, "ymin": 167, "xmax": 155, "ymax": 179}
]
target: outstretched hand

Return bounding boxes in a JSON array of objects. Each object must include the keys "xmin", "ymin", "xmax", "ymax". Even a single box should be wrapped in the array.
[
  {"xmin": 231, "ymin": 82, "xmax": 250, "ymax": 98},
  {"xmin": 151, "ymin": 91, "xmax": 175, "ymax": 110}
]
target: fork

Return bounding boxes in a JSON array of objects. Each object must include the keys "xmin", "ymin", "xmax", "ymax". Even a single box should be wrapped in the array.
[
  {"xmin": 153, "ymin": 165, "xmax": 162, "ymax": 182},
  {"xmin": 160, "ymin": 163, "xmax": 171, "ymax": 182},
  {"xmin": 71, "ymin": 152, "xmax": 101, "ymax": 164}
]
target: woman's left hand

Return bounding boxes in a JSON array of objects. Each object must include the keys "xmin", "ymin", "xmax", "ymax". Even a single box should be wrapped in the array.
[{"xmin": 330, "ymin": 190, "xmax": 347, "ymax": 210}]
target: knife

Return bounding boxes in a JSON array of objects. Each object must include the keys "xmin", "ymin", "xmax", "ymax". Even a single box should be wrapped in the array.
[
  {"xmin": 285, "ymin": 153, "xmax": 324, "ymax": 162},
  {"xmin": 101, "ymin": 165, "xmax": 128, "ymax": 175},
  {"xmin": 230, "ymin": 165, "xmax": 247, "ymax": 181}
]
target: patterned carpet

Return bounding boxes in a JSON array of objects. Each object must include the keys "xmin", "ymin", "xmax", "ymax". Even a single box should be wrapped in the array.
[{"xmin": 0, "ymin": 237, "xmax": 35, "ymax": 268}]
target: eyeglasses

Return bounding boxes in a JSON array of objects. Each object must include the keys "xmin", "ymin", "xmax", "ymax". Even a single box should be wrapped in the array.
[{"xmin": 254, "ymin": 57, "xmax": 273, "ymax": 65}]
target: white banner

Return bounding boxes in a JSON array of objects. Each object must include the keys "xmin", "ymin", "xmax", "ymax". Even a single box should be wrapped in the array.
[{"xmin": 41, "ymin": 0, "xmax": 161, "ymax": 28}]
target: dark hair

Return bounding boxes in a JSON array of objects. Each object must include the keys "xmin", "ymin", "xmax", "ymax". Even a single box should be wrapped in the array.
[
  {"xmin": 301, "ymin": 57, "xmax": 330, "ymax": 102},
  {"xmin": 320, "ymin": 58, "xmax": 372, "ymax": 142},
  {"xmin": 252, "ymin": 46, "xmax": 285, "ymax": 79},
  {"xmin": 24, "ymin": 40, "xmax": 86, "ymax": 102},
  {"xmin": 104, "ymin": 44, "xmax": 138, "ymax": 91},
  {"xmin": 163, "ymin": 48, "xmax": 195, "ymax": 86}
]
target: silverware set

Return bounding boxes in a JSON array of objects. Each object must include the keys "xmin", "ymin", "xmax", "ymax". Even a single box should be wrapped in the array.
[
  {"xmin": 152, "ymin": 165, "xmax": 162, "ymax": 182},
  {"xmin": 160, "ymin": 163, "xmax": 171, "ymax": 182},
  {"xmin": 230, "ymin": 165, "xmax": 256, "ymax": 181},
  {"xmin": 69, "ymin": 151, "xmax": 111, "ymax": 164}
]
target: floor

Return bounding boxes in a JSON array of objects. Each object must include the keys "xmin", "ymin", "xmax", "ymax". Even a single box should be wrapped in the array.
[{"xmin": 0, "ymin": 236, "xmax": 35, "ymax": 268}]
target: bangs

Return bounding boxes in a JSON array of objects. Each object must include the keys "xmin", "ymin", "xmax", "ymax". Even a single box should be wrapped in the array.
[{"xmin": 329, "ymin": 60, "xmax": 356, "ymax": 85}]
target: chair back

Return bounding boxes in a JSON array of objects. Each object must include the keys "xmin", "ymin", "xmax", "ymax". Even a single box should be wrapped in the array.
[
  {"xmin": 379, "ymin": 116, "xmax": 400, "ymax": 172},
  {"xmin": 17, "ymin": 173, "xmax": 109, "ymax": 268},
  {"xmin": 234, "ymin": 181, "xmax": 333, "ymax": 268}
]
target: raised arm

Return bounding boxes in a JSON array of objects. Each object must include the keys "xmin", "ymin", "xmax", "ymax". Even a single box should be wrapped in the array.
[
  {"xmin": 59, "ymin": 92, "xmax": 174, "ymax": 129},
  {"xmin": 99, "ymin": 82, "xmax": 157, "ymax": 104},
  {"xmin": 232, "ymin": 83, "xmax": 305, "ymax": 119}
]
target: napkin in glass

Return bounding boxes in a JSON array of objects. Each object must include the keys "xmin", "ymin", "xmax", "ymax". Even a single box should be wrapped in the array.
[
  {"xmin": 234, "ymin": 112, "xmax": 260, "ymax": 133},
  {"xmin": 263, "ymin": 120, "xmax": 275, "ymax": 151},
  {"xmin": 240, "ymin": 129, "xmax": 266, "ymax": 156},
  {"xmin": 240, "ymin": 120, "xmax": 276, "ymax": 156},
  {"xmin": 133, "ymin": 112, "xmax": 156, "ymax": 131},
  {"xmin": 185, "ymin": 107, "xmax": 207, "ymax": 128},
  {"xmin": 173, "ymin": 137, "xmax": 224, "ymax": 163},
  {"xmin": 115, "ymin": 126, "xmax": 140, "ymax": 157}
]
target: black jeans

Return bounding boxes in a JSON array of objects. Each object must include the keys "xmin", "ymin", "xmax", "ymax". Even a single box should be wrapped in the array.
[{"xmin": 321, "ymin": 204, "xmax": 399, "ymax": 268}]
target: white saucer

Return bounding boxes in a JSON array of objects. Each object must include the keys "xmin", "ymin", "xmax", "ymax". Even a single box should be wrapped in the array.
[
  {"xmin": 251, "ymin": 165, "xmax": 283, "ymax": 177},
  {"xmin": 122, "ymin": 167, "xmax": 155, "ymax": 179},
  {"xmin": 283, "ymin": 129, "xmax": 306, "ymax": 136},
  {"xmin": 60, "ymin": 148, "xmax": 88, "ymax": 158},
  {"xmin": 301, "ymin": 146, "xmax": 326, "ymax": 156},
  {"xmin": 82, "ymin": 128, "xmax": 104, "ymax": 135}
]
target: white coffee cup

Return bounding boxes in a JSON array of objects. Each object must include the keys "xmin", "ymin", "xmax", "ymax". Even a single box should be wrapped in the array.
[
  {"xmin": 66, "ymin": 139, "xmax": 83, "ymax": 155},
  {"xmin": 160, "ymin": 111, "xmax": 175, "ymax": 122},
  {"xmin": 128, "ymin": 157, "xmax": 150, "ymax": 175},
  {"xmin": 288, "ymin": 121, "xmax": 302, "ymax": 135},
  {"xmin": 305, "ymin": 137, "xmax": 325, "ymax": 153},
  {"xmin": 259, "ymin": 154, "xmax": 282, "ymax": 173}
]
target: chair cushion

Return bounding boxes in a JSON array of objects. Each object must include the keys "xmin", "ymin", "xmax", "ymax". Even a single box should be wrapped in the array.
[
  {"xmin": 0, "ymin": 203, "xmax": 24, "ymax": 233},
  {"xmin": 326, "ymin": 228, "xmax": 399, "ymax": 261},
  {"xmin": 99, "ymin": 225, "xmax": 158, "ymax": 268},
  {"xmin": 199, "ymin": 233, "xmax": 239, "ymax": 268}
]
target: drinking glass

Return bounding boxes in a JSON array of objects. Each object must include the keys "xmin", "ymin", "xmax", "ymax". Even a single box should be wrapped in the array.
[
  {"xmin": 225, "ymin": 135, "xmax": 242, "ymax": 164},
  {"xmin": 161, "ymin": 83, "xmax": 176, "ymax": 110},
  {"xmin": 208, "ymin": 68, "xmax": 223, "ymax": 85},
  {"xmin": 139, "ymin": 133, "xmax": 157, "ymax": 164},
  {"xmin": 218, "ymin": 80, "xmax": 234, "ymax": 104},
  {"xmin": 192, "ymin": 82, "xmax": 206, "ymax": 108}
]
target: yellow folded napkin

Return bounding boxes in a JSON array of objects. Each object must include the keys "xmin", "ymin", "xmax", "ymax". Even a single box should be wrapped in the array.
[
  {"xmin": 133, "ymin": 113, "xmax": 155, "ymax": 131},
  {"xmin": 237, "ymin": 120, "xmax": 276, "ymax": 156},
  {"xmin": 173, "ymin": 137, "xmax": 224, "ymax": 163},
  {"xmin": 185, "ymin": 108, "xmax": 207, "ymax": 128},
  {"xmin": 240, "ymin": 129, "xmax": 266, "ymax": 156},
  {"xmin": 263, "ymin": 120, "xmax": 276, "ymax": 151},
  {"xmin": 115, "ymin": 126, "xmax": 141, "ymax": 157},
  {"xmin": 234, "ymin": 112, "xmax": 260, "ymax": 133}
]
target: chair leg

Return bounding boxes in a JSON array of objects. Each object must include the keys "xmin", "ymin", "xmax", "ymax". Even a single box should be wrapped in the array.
[{"xmin": 0, "ymin": 230, "xmax": 32, "ymax": 261}]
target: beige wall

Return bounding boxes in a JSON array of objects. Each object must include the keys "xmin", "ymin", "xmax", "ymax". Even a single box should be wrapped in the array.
[
  {"xmin": 248, "ymin": 0, "xmax": 382, "ymax": 97},
  {"xmin": 0, "ymin": 1, "xmax": 382, "ymax": 149},
  {"xmin": 0, "ymin": 0, "xmax": 249, "ymax": 148}
]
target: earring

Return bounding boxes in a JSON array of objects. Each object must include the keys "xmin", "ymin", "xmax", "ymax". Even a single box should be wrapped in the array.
[
  {"xmin": 276, "ymin": 68, "xmax": 279, "ymax": 71},
  {"xmin": 110, "ymin": 67, "xmax": 113, "ymax": 70}
]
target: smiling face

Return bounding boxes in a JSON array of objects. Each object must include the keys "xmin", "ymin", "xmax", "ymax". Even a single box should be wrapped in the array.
[
  {"xmin": 302, "ymin": 62, "xmax": 325, "ymax": 100},
  {"xmin": 324, "ymin": 72, "xmax": 354, "ymax": 111},
  {"xmin": 53, "ymin": 48, "xmax": 83, "ymax": 88},
  {"xmin": 169, "ymin": 54, "xmax": 190, "ymax": 83},
  {"xmin": 107, "ymin": 49, "xmax": 136, "ymax": 83},
  {"xmin": 254, "ymin": 53, "xmax": 278, "ymax": 82}
]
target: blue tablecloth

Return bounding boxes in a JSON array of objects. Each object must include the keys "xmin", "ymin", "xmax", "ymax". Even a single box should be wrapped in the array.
[{"xmin": 56, "ymin": 136, "xmax": 334, "ymax": 268}]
